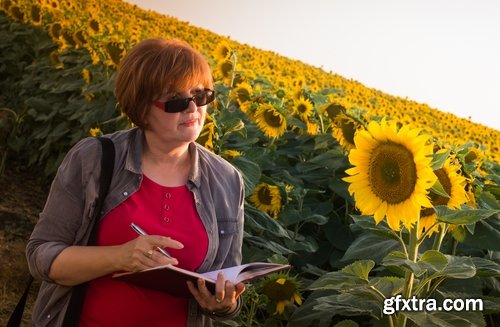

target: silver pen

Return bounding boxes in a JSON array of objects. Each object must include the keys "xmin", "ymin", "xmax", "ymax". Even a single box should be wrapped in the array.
[{"xmin": 130, "ymin": 222, "xmax": 172, "ymax": 258}]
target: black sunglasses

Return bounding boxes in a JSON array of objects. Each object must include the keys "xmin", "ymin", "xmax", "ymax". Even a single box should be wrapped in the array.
[{"xmin": 153, "ymin": 89, "xmax": 215, "ymax": 113}]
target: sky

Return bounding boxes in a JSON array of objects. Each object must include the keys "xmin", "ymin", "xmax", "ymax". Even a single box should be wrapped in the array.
[{"xmin": 125, "ymin": 0, "xmax": 500, "ymax": 131}]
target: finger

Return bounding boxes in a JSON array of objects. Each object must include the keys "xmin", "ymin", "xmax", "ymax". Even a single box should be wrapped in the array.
[
  {"xmin": 215, "ymin": 272, "xmax": 225, "ymax": 303},
  {"xmin": 193, "ymin": 278, "xmax": 217, "ymax": 310},
  {"xmin": 142, "ymin": 248, "xmax": 178, "ymax": 267},
  {"xmin": 187, "ymin": 281, "xmax": 202, "ymax": 300},
  {"xmin": 152, "ymin": 235, "xmax": 184, "ymax": 250},
  {"xmin": 234, "ymin": 282, "xmax": 246, "ymax": 298}
]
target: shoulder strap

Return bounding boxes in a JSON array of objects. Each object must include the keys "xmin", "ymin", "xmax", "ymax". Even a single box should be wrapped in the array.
[
  {"xmin": 6, "ymin": 275, "xmax": 34, "ymax": 327},
  {"xmin": 62, "ymin": 136, "xmax": 115, "ymax": 327}
]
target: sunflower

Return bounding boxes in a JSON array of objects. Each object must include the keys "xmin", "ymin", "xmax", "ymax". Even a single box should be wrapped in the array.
[
  {"xmin": 322, "ymin": 103, "xmax": 346, "ymax": 122},
  {"xmin": 104, "ymin": 41, "xmax": 125, "ymax": 67},
  {"xmin": 214, "ymin": 41, "xmax": 232, "ymax": 61},
  {"xmin": 230, "ymin": 82, "xmax": 253, "ymax": 105},
  {"xmin": 332, "ymin": 113, "xmax": 363, "ymax": 152},
  {"xmin": 88, "ymin": 18, "xmax": 101, "ymax": 33},
  {"xmin": 250, "ymin": 183, "xmax": 282, "ymax": 218},
  {"xmin": 419, "ymin": 158, "xmax": 468, "ymax": 237},
  {"xmin": 293, "ymin": 97, "xmax": 314, "ymax": 120},
  {"xmin": 217, "ymin": 60, "xmax": 233, "ymax": 80},
  {"xmin": 49, "ymin": 22, "xmax": 62, "ymax": 39},
  {"xmin": 89, "ymin": 127, "xmax": 102, "ymax": 137},
  {"xmin": 29, "ymin": 4, "xmax": 42, "ymax": 25},
  {"xmin": 343, "ymin": 119, "xmax": 437, "ymax": 231},
  {"xmin": 254, "ymin": 103, "xmax": 287, "ymax": 139},
  {"xmin": 81, "ymin": 68, "xmax": 92, "ymax": 85},
  {"xmin": 262, "ymin": 273, "xmax": 302, "ymax": 315},
  {"xmin": 196, "ymin": 121, "xmax": 215, "ymax": 152},
  {"xmin": 221, "ymin": 149, "xmax": 242, "ymax": 160}
]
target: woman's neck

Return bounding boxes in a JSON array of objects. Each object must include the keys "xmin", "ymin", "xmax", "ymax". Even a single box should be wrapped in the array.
[{"xmin": 141, "ymin": 134, "xmax": 192, "ymax": 187}]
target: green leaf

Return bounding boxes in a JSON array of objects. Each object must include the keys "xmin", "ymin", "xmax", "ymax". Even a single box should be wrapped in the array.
[
  {"xmin": 431, "ymin": 149, "xmax": 451, "ymax": 170},
  {"xmin": 244, "ymin": 205, "xmax": 291, "ymax": 239},
  {"xmin": 424, "ymin": 255, "xmax": 477, "ymax": 279},
  {"xmin": 341, "ymin": 260, "xmax": 375, "ymax": 281},
  {"xmin": 313, "ymin": 292, "xmax": 381, "ymax": 317},
  {"xmin": 478, "ymin": 191, "xmax": 499, "ymax": 210},
  {"xmin": 244, "ymin": 234, "xmax": 294, "ymax": 255},
  {"xmin": 403, "ymin": 310, "xmax": 486, "ymax": 327},
  {"xmin": 369, "ymin": 277, "xmax": 405, "ymax": 297},
  {"xmin": 462, "ymin": 217, "xmax": 500, "ymax": 251},
  {"xmin": 430, "ymin": 179, "xmax": 450, "ymax": 198},
  {"xmin": 383, "ymin": 251, "xmax": 424, "ymax": 276},
  {"xmin": 341, "ymin": 233, "xmax": 400, "ymax": 264},
  {"xmin": 435, "ymin": 206, "xmax": 499, "ymax": 225},
  {"xmin": 418, "ymin": 250, "xmax": 449, "ymax": 272},
  {"xmin": 470, "ymin": 257, "xmax": 500, "ymax": 277},
  {"xmin": 334, "ymin": 320, "xmax": 359, "ymax": 327},
  {"xmin": 231, "ymin": 156, "xmax": 261, "ymax": 196}
]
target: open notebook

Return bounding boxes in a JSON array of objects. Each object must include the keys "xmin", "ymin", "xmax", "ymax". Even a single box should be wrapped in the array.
[{"xmin": 113, "ymin": 262, "xmax": 291, "ymax": 298}]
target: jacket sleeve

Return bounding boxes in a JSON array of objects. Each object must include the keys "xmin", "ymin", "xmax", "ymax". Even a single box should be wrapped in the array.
[{"xmin": 25, "ymin": 137, "xmax": 101, "ymax": 282}]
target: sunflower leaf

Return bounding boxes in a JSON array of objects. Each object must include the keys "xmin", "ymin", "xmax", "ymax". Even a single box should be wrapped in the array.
[
  {"xmin": 368, "ymin": 277, "xmax": 405, "ymax": 297},
  {"xmin": 418, "ymin": 250, "xmax": 448, "ymax": 272},
  {"xmin": 383, "ymin": 251, "xmax": 425, "ymax": 277},
  {"xmin": 461, "ymin": 217, "xmax": 500, "ymax": 251},
  {"xmin": 423, "ymin": 255, "xmax": 476, "ymax": 279},
  {"xmin": 430, "ymin": 180, "xmax": 450, "ymax": 198},
  {"xmin": 307, "ymin": 261, "xmax": 374, "ymax": 290},
  {"xmin": 341, "ymin": 233, "xmax": 400, "ymax": 264},
  {"xmin": 341, "ymin": 260, "xmax": 375, "ymax": 281},
  {"xmin": 430, "ymin": 150, "xmax": 451, "ymax": 170},
  {"xmin": 470, "ymin": 257, "xmax": 500, "ymax": 277},
  {"xmin": 435, "ymin": 205, "xmax": 499, "ymax": 224},
  {"xmin": 403, "ymin": 310, "xmax": 486, "ymax": 327}
]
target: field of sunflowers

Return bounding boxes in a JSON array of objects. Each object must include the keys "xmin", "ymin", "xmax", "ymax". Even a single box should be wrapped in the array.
[{"xmin": 1, "ymin": 0, "xmax": 499, "ymax": 326}]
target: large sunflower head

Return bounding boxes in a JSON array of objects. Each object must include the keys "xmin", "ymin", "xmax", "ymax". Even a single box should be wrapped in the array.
[
  {"xmin": 343, "ymin": 119, "xmax": 437, "ymax": 231},
  {"xmin": 261, "ymin": 273, "xmax": 302, "ymax": 315},
  {"xmin": 250, "ymin": 183, "xmax": 282, "ymax": 218},
  {"xmin": 254, "ymin": 103, "xmax": 287, "ymax": 139},
  {"xmin": 419, "ymin": 157, "xmax": 469, "ymax": 237}
]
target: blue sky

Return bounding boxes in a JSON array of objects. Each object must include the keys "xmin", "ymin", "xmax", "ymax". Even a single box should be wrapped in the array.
[{"xmin": 126, "ymin": 0, "xmax": 500, "ymax": 130}]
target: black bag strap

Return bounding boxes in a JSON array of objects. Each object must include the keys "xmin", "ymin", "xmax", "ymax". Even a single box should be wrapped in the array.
[
  {"xmin": 62, "ymin": 136, "xmax": 115, "ymax": 327},
  {"xmin": 6, "ymin": 275, "xmax": 34, "ymax": 327}
]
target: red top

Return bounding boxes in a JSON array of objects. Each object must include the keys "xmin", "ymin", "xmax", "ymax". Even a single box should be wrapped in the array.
[{"xmin": 79, "ymin": 175, "xmax": 209, "ymax": 327}]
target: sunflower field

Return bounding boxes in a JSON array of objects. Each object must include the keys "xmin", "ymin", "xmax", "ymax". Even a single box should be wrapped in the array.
[{"xmin": 1, "ymin": 0, "xmax": 500, "ymax": 326}]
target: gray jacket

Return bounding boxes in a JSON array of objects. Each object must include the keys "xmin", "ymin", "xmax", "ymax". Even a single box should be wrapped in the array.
[{"xmin": 26, "ymin": 128, "xmax": 244, "ymax": 326}]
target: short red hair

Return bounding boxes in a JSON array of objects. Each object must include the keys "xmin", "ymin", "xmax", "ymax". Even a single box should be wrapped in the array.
[{"xmin": 114, "ymin": 38, "xmax": 213, "ymax": 128}]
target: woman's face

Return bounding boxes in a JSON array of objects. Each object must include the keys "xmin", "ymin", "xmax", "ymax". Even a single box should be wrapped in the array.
[{"xmin": 144, "ymin": 85, "xmax": 208, "ymax": 146}]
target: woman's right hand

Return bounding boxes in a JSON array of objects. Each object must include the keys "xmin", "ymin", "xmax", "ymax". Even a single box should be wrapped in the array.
[{"xmin": 116, "ymin": 235, "xmax": 184, "ymax": 272}]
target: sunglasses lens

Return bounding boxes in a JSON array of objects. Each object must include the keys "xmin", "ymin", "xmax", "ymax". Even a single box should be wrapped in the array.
[
  {"xmin": 193, "ymin": 90, "xmax": 215, "ymax": 106},
  {"xmin": 165, "ymin": 98, "xmax": 190, "ymax": 113},
  {"xmin": 163, "ymin": 90, "xmax": 215, "ymax": 113}
]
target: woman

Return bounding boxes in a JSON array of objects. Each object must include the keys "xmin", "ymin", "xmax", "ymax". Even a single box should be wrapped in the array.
[{"xmin": 26, "ymin": 38, "xmax": 245, "ymax": 326}]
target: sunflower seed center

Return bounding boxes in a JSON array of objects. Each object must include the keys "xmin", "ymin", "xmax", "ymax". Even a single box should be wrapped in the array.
[{"xmin": 369, "ymin": 142, "xmax": 417, "ymax": 204}]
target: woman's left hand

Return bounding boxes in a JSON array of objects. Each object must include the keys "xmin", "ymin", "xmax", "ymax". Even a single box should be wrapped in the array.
[{"xmin": 186, "ymin": 272, "xmax": 245, "ymax": 315}]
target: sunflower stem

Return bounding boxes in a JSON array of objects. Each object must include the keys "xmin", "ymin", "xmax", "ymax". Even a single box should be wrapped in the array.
[
  {"xmin": 397, "ymin": 222, "xmax": 420, "ymax": 327},
  {"xmin": 431, "ymin": 224, "xmax": 447, "ymax": 252}
]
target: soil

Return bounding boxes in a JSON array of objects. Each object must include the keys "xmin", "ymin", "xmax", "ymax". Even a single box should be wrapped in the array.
[{"xmin": 0, "ymin": 163, "xmax": 48, "ymax": 326}]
